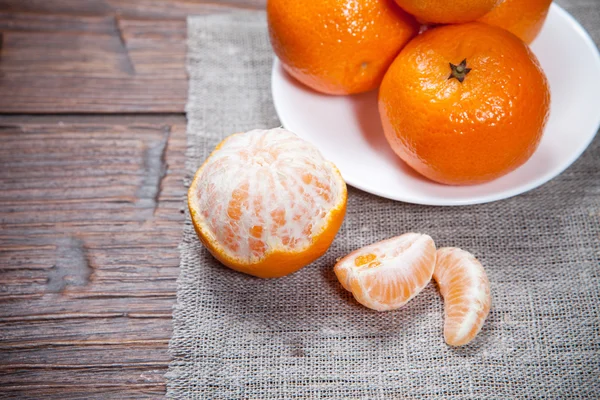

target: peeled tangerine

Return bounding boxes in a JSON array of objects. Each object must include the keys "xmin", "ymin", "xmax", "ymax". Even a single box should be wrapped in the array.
[
  {"xmin": 434, "ymin": 248, "xmax": 491, "ymax": 346},
  {"xmin": 188, "ymin": 128, "xmax": 347, "ymax": 278},
  {"xmin": 334, "ymin": 233, "xmax": 436, "ymax": 311}
]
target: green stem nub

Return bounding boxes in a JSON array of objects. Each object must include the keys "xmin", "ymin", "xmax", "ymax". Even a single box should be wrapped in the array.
[{"xmin": 448, "ymin": 59, "xmax": 471, "ymax": 83}]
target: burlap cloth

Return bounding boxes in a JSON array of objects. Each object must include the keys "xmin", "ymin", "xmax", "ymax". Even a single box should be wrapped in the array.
[{"xmin": 167, "ymin": 1, "xmax": 600, "ymax": 398}]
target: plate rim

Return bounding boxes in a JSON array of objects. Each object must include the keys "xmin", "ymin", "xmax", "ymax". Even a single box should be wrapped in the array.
[{"xmin": 271, "ymin": 4, "xmax": 600, "ymax": 206}]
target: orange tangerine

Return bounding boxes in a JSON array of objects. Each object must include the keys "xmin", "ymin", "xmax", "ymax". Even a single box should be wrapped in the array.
[
  {"xmin": 394, "ymin": 0, "xmax": 499, "ymax": 24},
  {"xmin": 188, "ymin": 128, "xmax": 347, "ymax": 278},
  {"xmin": 479, "ymin": 0, "xmax": 552, "ymax": 44},
  {"xmin": 267, "ymin": 0, "xmax": 419, "ymax": 95},
  {"xmin": 379, "ymin": 22, "xmax": 551, "ymax": 185}
]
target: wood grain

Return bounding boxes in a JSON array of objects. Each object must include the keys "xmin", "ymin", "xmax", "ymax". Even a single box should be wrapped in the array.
[
  {"xmin": 0, "ymin": 115, "xmax": 187, "ymax": 398},
  {"xmin": 0, "ymin": 0, "xmax": 266, "ymax": 17},
  {"xmin": 0, "ymin": 16, "xmax": 187, "ymax": 113},
  {"xmin": 0, "ymin": 0, "xmax": 267, "ymax": 397},
  {"xmin": 0, "ymin": 0, "xmax": 266, "ymax": 113}
]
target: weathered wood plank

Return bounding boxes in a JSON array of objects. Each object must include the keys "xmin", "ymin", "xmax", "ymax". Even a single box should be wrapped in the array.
[
  {"xmin": 0, "ymin": 12, "xmax": 115, "ymax": 33},
  {"xmin": 107, "ymin": 0, "xmax": 266, "ymax": 18},
  {"xmin": 0, "ymin": 115, "xmax": 187, "ymax": 397},
  {"xmin": 0, "ymin": 0, "xmax": 266, "ymax": 113},
  {"xmin": 0, "ymin": 386, "xmax": 166, "ymax": 400},
  {"xmin": 0, "ymin": 316, "xmax": 173, "ymax": 343},
  {"xmin": 119, "ymin": 18, "xmax": 187, "ymax": 77},
  {"xmin": 0, "ymin": 76, "xmax": 187, "ymax": 113},
  {"xmin": 0, "ymin": 0, "xmax": 112, "ymax": 16},
  {"xmin": 0, "ymin": 0, "xmax": 266, "ymax": 18},
  {"xmin": 0, "ymin": 15, "xmax": 186, "ymax": 112},
  {"xmin": 0, "ymin": 119, "xmax": 185, "ymax": 291},
  {"xmin": 0, "ymin": 29, "xmax": 134, "ymax": 77}
]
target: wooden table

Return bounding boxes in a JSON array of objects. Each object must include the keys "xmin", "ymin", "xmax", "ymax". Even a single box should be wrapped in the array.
[{"xmin": 0, "ymin": 1, "xmax": 263, "ymax": 398}]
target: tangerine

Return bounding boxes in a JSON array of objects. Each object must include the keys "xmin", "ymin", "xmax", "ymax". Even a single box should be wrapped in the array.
[
  {"xmin": 479, "ymin": 0, "xmax": 553, "ymax": 44},
  {"xmin": 379, "ymin": 23, "xmax": 551, "ymax": 185},
  {"xmin": 188, "ymin": 128, "xmax": 347, "ymax": 278},
  {"xmin": 394, "ymin": 0, "xmax": 499, "ymax": 24},
  {"xmin": 267, "ymin": 0, "xmax": 419, "ymax": 95}
]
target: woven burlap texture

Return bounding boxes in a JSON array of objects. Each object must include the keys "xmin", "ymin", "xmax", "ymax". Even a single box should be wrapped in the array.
[{"xmin": 167, "ymin": 3, "xmax": 600, "ymax": 398}]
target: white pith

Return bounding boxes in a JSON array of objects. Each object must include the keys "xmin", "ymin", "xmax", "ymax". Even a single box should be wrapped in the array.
[{"xmin": 189, "ymin": 128, "xmax": 346, "ymax": 263}]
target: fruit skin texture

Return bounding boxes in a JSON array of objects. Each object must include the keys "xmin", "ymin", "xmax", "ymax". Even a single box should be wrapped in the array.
[
  {"xmin": 379, "ymin": 22, "xmax": 551, "ymax": 185},
  {"xmin": 334, "ymin": 233, "xmax": 436, "ymax": 311},
  {"xmin": 433, "ymin": 247, "xmax": 491, "ymax": 347},
  {"xmin": 394, "ymin": 0, "xmax": 499, "ymax": 24},
  {"xmin": 267, "ymin": 0, "xmax": 419, "ymax": 95},
  {"xmin": 479, "ymin": 0, "xmax": 553, "ymax": 44},
  {"xmin": 188, "ymin": 129, "xmax": 347, "ymax": 279}
]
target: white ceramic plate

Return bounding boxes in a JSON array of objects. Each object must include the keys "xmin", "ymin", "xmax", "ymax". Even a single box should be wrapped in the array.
[{"xmin": 272, "ymin": 4, "xmax": 600, "ymax": 206}]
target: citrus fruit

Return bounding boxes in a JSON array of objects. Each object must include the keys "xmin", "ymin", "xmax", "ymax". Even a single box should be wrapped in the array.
[
  {"xmin": 434, "ymin": 247, "xmax": 491, "ymax": 346},
  {"xmin": 188, "ymin": 128, "xmax": 347, "ymax": 278},
  {"xmin": 379, "ymin": 22, "xmax": 551, "ymax": 185},
  {"xmin": 334, "ymin": 233, "xmax": 436, "ymax": 311},
  {"xmin": 479, "ymin": 0, "xmax": 552, "ymax": 44},
  {"xmin": 393, "ymin": 0, "xmax": 499, "ymax": 24},
  {"xmin": 267, "ymin": 0, "xmax": 419, "ymax": 95}
]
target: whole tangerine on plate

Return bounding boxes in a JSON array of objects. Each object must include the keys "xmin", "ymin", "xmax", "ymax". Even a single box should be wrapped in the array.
[
  {"xmin": 434, "ymin": 247, "xmax": 491, "ymax": 346},
  {"xmin": 479, "ymin": 0, "xmax": 553, "ymax": 44},
  {"xmin": 379, "ymin": 22, "xmax": 551, "ymax": 186},
  {"xmin": 188, "ymin": 128, "xmax": 347, "ymax": 278},
  {"xmin": 394, "ymin": 0, "xmax": 499, "ymax": 24},
  {"xmin": 267, "ymin": 0, "xmax": 418, "ymax": 95},
  {"xmin": 334, "ymin": 233, "xmax": 436, "ymax": 311}
]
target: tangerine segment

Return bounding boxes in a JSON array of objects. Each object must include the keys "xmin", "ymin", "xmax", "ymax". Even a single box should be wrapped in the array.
[
  {"xmin": 434, "ymin": 247, "xmax": 491, "ymax": 346},
  {"xmin": 334, "ymin": 233, "xmax": 436, "ymax": 311},
  {"xmin": 188, "ymin": 128, "xmax": 347, "ymax": 278}
]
